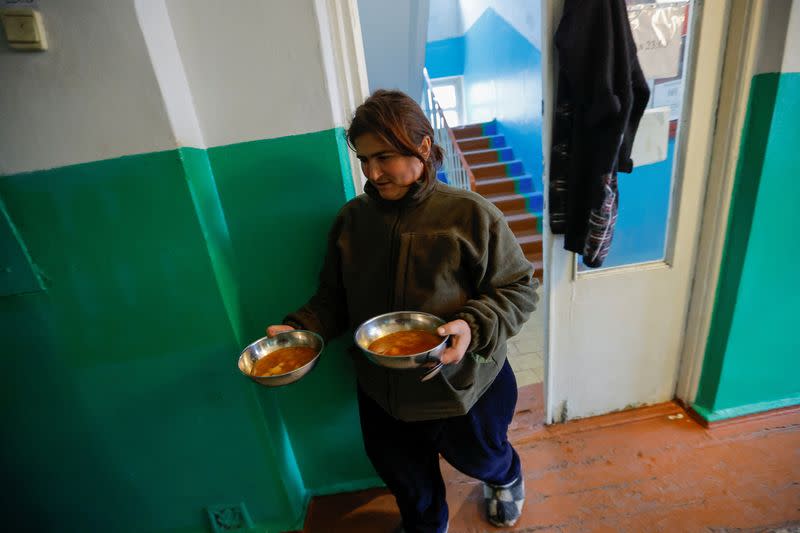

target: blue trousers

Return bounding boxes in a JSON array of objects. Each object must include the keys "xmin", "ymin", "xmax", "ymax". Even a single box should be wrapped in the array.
[{"xmin": 357, "ymin": 359, "xmax": 521, "ymax": 533}]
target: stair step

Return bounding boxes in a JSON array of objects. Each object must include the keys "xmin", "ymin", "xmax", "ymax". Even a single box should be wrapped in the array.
[
  {"xmin": 463, "ymin": 147, "xmax": 515, "ymax": 165},
  {"xmin": 456, "ymin": 134, "xmax": 506, "ymax": 152},
  {"xmin": 516, "ymin": 230, "xmax": 544, "ymax": 256},
  {"xmin": 505, "ymin": 210, "xmax": 543, "ymax": 233},
  {"xmin": 452, "ymin": 121, "xmax": 497, "ymax": 140},
  {"xmin": 484, "ymin": 191, "xmax": 544, "ymax": 214},
  {"xmin": 471, "ymin": 159, "xmax": 525, "ymax": 179},
  {"xmin": 475, "ymin": 174, "xmax": 535, "ymax": 196},
  {"xmin": 526, "ymin": 249, "xmax": 543, "ymax": 262},
  {"xmin": 529, "ymin": 259, "xmax": 544, "ymax": 282}
]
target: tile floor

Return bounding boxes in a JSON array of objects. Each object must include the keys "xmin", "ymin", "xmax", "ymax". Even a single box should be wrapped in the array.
[{"xmin": 507, "ymin": 288, "xmax": 545, "ymax": 388}]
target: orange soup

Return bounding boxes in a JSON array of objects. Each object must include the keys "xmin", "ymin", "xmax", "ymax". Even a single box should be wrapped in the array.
[
  {"xmin": 368, "ymin": 330, "xmax": 443, "ymax": 356},
  {"xmin": 253, "ymin": 346, "xmax": 318, "ymax": 376}
]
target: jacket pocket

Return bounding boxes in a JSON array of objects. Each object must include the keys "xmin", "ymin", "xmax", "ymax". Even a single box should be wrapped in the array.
[
  {"xmin": 395, "ymin": 232, "xmax": 469, "ymax": 316},
  {"xmin": 440, "ymin": 353, "xmax": 478, "ymax": 391}
]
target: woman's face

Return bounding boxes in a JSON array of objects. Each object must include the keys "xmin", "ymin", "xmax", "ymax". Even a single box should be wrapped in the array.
[{"xmin": 354, "ymin": 133, "xmax": 430, "ymax": 201}]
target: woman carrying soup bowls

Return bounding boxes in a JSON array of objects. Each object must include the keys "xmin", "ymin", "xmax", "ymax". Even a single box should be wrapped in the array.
[{"xmin": 266, "ymin": 90, "xmax": 537, "ymax": 532}]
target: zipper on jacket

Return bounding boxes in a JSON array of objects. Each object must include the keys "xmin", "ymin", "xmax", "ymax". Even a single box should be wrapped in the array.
[
  {"xmin": 387, "ymin": 208, "xmax": 403, "ymax": 312},
  {"xmin": 385, "ymin": 207, "xmax": 403, "ymax": 417}
]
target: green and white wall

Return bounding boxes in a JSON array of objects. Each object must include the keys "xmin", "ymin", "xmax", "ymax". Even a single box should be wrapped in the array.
[
  {"xmin": 0, "ymin": 1, "xmax": 375, "ymax": 531},
  {"xmin": 693, "ymin": 2, "xmax": 800, "ymax": 422}
]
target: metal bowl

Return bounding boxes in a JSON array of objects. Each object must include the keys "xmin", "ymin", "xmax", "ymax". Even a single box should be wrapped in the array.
[
  {"xmin": 354, "ymin": 311, "xmax": 448, "ymax": 370},
  {"xmin": 237, "ymin": 330, "xmax": 324, "ymax": 387}
]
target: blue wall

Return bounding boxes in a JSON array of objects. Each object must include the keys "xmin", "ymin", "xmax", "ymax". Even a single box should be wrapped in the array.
[
  {"xmin": 426, "ymin": 8, "xmax": 543, "ymax": 190},
  {"xmin": 426, "ymin": 36, "xmax": 465, "ymax": 78},
  {"xmin": 462, "ymin": 9, "xmax": 543, "ymax": 189}
]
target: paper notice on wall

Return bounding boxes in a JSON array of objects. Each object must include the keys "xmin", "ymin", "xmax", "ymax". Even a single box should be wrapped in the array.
[
  {"xmin": 628, "ymin": 3, "xmax": 687, "ymax": 79},
  {"xmin": 652, "ymin": 79, "xmax": 684, "ymax": 120},
  {"xmin": 630, "ymin": 107, "xmax": 670, "ymax": 168}
]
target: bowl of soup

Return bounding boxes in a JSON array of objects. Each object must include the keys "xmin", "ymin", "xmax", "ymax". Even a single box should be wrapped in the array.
[
  {"xmin": 237, "ymin": 330, "xmax": 324, "ymax": 386},
  {"xmin": 354, "ymin": 311, "xmax": 449, "ymax": 370}
]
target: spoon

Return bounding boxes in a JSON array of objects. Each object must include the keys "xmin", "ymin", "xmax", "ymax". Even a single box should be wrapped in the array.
[{"xmin": 420, "ymin": 361, "xmax": 444, "ymax": 382}]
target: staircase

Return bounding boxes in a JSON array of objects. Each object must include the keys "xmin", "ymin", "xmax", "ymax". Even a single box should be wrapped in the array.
[{"xmin": 451, "ymin": 120, "xmax": 544, "ymax": 282}]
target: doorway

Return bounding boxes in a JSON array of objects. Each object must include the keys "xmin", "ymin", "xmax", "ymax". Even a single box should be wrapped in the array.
[
  {"xmin": 356, "ymin": 0, "xmax": 548, "ymax": 429},
  {"xmin": 354, "ymin": 0, "xmax": 724, "ymax": 428},
  {"xmin": 423, "ymin": 0, "xmax": 548, "ymax": 432},
  {"xmin": 543, "ymin": 0, "xmax": 732, "ymax": 422}
]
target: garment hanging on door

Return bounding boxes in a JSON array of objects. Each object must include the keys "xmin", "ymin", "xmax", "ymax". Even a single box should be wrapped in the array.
[{"xmin": 549, "ymin": 0, "xmax": 650, "ymax": 268}]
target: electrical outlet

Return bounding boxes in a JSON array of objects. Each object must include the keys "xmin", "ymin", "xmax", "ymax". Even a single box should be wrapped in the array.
[{"xmin": 205, "ymin": 503, "xmax": 255, "ymax": 533}]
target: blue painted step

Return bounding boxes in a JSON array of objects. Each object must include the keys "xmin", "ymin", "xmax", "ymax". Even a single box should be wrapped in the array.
[
  {"xmin": 471, "ymin": 159, "xmax": 526, "ymax": 179},
  {"xmin": 462, "ymin": 146, "xmax": 515, "ymax": 165},
  {"xmin": 475, "ymin": 174, "xmax": 537, "ymax": 195},
  {"xmin": 456, "ymin": 134, "xmax": 507, "ymax": 151},
  {"xmin": 484, "ymin": 191, "xmax": 544, "ymax": 214}
]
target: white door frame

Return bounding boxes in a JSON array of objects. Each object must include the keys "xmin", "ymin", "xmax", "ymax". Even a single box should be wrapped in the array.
[
  {"xmin": 540, "ymin": 0, "xmax": 560, "ymax": 425},
  {"xmin": 541, "ymin": 0, "xmax": 745, "ymax": 423},
  {"xmin": 314, "ymin": 0, "xmax": 371, "ymax": 195},
  {"xmin": 674, "ymin": 0, "xmax": 772, "ymax": 405}
]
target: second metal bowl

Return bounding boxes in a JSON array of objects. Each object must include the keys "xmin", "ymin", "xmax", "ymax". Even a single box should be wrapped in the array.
[{"xmin": 354, "ymin": 311, "xmax": 448, "ymax": 370}]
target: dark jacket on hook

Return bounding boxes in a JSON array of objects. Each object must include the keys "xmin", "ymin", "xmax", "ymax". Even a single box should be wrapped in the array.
[{"xmin": 549, "ymin": 0, "xmax": 650, "ymax": 268}]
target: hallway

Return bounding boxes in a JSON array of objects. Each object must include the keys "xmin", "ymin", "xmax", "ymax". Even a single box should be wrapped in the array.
[
  {"xmin": 296, "ymin": 401, "xmax": 800, "ymax": 532},
  {"xmin": 506, "ymin": 286, "xmax": 545, "ymax": 389}
]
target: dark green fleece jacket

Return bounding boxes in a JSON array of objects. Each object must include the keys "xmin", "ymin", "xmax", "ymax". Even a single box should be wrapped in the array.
[{"xmin": 285, "ymin": 180, "xmax": 538, "ymax": 421}]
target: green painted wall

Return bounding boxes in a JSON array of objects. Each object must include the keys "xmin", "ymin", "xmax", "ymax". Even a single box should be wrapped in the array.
[
  {"xmin": 694, "ymin": 72, "xmax": 800, "ymax": 421},
  {"xmin": 206, "ymin": 130, "xmax": 376, "ymax": 495},
  {"xmin": 0, "ymin": 128, "xmax": 378, "ymax": 532}
]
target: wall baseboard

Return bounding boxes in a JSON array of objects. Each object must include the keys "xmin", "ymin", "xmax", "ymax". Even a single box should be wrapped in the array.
[{"xmin": 687, "ymin": 396, "xmax": 800, "ymax": 427}]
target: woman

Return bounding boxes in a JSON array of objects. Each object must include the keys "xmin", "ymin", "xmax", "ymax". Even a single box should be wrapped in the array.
[{"xmin": 267, "ymin": 90, "xmax": 537, "ymax": 532}]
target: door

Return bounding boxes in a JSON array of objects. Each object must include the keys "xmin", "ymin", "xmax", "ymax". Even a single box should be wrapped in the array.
[{"xmin": 542, "ymin": 0, "xmax": 732, "ymax": 421}]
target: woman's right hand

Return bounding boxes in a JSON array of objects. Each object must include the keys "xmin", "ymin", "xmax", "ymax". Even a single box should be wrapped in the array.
[{"xmin": 266, "ymin": 325, "xmax": 295, "ymax": 337}]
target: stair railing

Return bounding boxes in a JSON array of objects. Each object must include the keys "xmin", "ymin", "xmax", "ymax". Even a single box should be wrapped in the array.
[{"xmin": 421, "ymin": 69, "xmax": 476, "ymax": 191}]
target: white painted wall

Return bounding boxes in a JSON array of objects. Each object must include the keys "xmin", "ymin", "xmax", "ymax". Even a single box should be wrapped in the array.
[
  {"xmin": 165, "ymin": 0, "xmax": 336, "ymax": 148},
  {"xmin": 135, "ymin": 0, "xmax": 205, "ymax": 149},
  {"xmin": 1, "ymin": 0, "xmax": 365, "ymax": 190},
  {"xmin": 459, "ymin": 0, "xmax": 541, "ymax": 49},
  {"xmin": 357, "ymin": 0, "xmax": 430, "ymax": 99},
  {"xmin": 755, "ymin": 0, "xmax": 794, "ymax": 74},
  {"xmin": 0, "ymin": 0, "xmax": 175, "ymax": 175},
  {"xmin": 428, "ymin": 0, "xmax": 464, "ymax": 41},
  {"xmin": 781, "ymin": 0, "xmax": 800, "ymax": 72}
]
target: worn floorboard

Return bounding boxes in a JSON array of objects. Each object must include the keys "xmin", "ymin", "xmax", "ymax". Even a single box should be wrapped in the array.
[{"xmin": 297, "ymin": 401, "xmax": 800, "ymax": 533}]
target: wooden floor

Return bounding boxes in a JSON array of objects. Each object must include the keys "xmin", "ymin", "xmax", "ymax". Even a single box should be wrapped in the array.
[{"xmin": 295, "ymin": 395, "xmax": 800, "ymax": 533}]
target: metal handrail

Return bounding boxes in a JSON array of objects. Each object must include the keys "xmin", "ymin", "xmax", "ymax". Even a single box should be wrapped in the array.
[{"xmin": 421, "ymin": 68, "xmax": 476, "ymax": 191}]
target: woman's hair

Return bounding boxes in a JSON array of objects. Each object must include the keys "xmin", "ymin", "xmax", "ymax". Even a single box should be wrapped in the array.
[{"xmin": 347, "ymin": 89, "xmax": 444, "ymax": 197}]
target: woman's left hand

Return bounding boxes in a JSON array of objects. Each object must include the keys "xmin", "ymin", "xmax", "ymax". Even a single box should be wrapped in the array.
[{"xmin": 437, "ymin": 319, "xmax": 471, "ymax": 364}]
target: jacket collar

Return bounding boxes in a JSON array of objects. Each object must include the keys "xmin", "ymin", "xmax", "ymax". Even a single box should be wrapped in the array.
[{"xmin": 364, "ymin": 178, "xmax": 438, "ymax": 209}]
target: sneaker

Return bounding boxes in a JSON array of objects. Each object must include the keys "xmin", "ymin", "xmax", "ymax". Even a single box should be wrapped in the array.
[{"xmin": 483, "ymin": 476, "xmax": 525, "ymax": 527}]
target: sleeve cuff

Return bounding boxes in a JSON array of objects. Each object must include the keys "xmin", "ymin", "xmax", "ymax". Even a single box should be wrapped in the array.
[
  {"xmin": 454, "ymin": 311, "xmax": 481, "ymax": 354},
  {"xmin": 283, "ymin": 319, "xmax": 304, "ymax": 330},
  {"xmin": 282, "ymin": 310, "xmax": 316, "ymax": 333}
]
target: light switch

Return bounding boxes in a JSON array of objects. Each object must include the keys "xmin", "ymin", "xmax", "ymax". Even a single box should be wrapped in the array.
[{"xmin": 1, "ymin": 8, "xmax": 47, "ymax": 50}]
